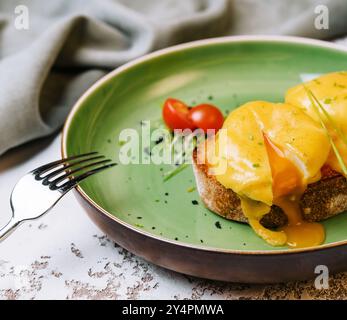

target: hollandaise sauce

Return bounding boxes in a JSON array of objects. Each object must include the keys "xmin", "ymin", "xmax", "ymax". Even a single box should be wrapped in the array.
[
  {"xmin": 209, "ymin": 101, "xmax": 331, "ymax": 248},
  {"xmin": 286, "ymin": 71, "xmax": 347, "ymax": 177},
  {"xmin": 263, "ymin": 134, "xmax": 325, "ymax": 248}
]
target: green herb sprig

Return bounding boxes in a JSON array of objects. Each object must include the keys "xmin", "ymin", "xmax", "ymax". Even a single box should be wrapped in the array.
[
  {"xmin": 163, "ymin": 134, "xmax": 200, "ymax": 182},
  {"xmin": 307, "ymin": 87, "xmax": 347, "ymax": 148},
  {"xmin": 163, "ymin": 163, "xmax": 189, "ymax": 182},
  {"xmin": 304, "ymin": 86, "xmax": 347, "ymax": 176}
]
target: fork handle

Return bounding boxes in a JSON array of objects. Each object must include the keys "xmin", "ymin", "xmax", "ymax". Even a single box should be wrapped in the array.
[{"xmin": 0, "ymin": 219, "xmax": 21, "ymax": 242}]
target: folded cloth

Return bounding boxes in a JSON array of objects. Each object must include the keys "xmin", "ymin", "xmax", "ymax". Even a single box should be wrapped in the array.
[
  {"xmin": 0, "ymin": 0, "xmax": 346, "ymax": 155},
  {"xmin": 0, "ymin": 0, "xmax": 230, "ymax": 155}
]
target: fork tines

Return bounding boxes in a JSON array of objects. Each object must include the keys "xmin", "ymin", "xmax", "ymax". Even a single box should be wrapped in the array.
[{"xmin": 33, "ymin": 152, "xmax": 117, "ymax": 192}]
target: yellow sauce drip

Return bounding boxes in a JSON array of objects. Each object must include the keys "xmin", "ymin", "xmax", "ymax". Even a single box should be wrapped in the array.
[
  {"xmin": 248, "ymin": 219, "xmax": 287, "ymax": 246},
  {"xmin": 264, "ymin": 134, "xmax": 325, "ymax": 248}
]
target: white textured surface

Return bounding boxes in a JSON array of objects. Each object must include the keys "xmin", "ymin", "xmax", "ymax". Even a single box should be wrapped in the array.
[{"xmin": 0, "ymin": 135, "xmax": 347, "ymax": 300}]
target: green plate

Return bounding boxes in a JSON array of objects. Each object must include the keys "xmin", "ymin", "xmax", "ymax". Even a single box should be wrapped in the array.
[{"xmin": 62, "ymin": 36, "xmax": 347, "ymax": 282}]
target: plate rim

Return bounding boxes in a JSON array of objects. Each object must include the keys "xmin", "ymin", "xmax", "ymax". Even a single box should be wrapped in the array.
[{"xmin": 61, "ymin": 35, "xmax": 347, "ymax": 256}]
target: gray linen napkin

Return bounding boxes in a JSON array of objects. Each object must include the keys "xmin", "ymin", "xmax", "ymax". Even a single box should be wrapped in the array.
[{"xmin": 0, "ymin": 0, "xmax": 346, "ymax": 155}]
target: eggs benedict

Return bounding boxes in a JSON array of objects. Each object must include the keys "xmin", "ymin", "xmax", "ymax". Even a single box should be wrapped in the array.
[{"xmin": 192, "ymin": 72, "xmax": 347, "ymax": 248}]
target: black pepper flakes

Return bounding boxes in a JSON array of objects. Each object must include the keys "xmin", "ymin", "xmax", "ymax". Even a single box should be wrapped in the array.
[
  {"xmin": 155, "ymin": 137, "xmax": 164, "ymax": 145},
  {"xmin": 192, "ymin": 200, "xmax": 199, "ymax": 205},
  {"xmin": 215, "ymin": 221, "xmax": 222, "ymax": 229}
]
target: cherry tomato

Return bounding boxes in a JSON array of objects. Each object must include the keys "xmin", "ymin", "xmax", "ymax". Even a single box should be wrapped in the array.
[
  {"xmin": 188, "ymin": 104, "xmax": 224, "ymax": 133},
  {"xmin": 162, "ymin": 98, "xmax": 196, "ymax": 130}
]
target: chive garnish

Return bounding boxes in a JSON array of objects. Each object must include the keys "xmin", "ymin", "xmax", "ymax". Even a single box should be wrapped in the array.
[
  {"xmin": 324, "ymin": 98, "xmax": 332, "ymax": 104},
  {"xmin": 162, "ymin": 135, "xmax": 199, "ymax": 182},
  {"xmin": 307, "ymin": 88, "xmax": 347, "ymax": 149},
  {"xmin": 187, "ymin": 186, "xmax": 196, "ymax": 193},
  {"xmin": 163, "ymin": 163, "xmax": 189, "ymax": 182},
  {"xmin": 304, "ymin": 87, "xmax": 347, "ymax": 176}
]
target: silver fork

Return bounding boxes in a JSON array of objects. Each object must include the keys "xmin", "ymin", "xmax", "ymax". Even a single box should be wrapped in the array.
[{"xmin": 0, "ymin": 152, "xmax": 116, "ymax": 242}]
